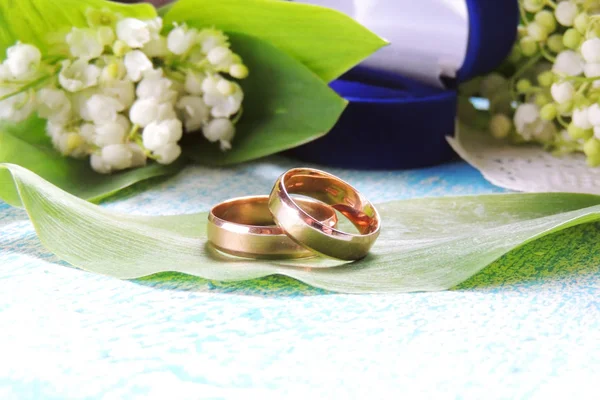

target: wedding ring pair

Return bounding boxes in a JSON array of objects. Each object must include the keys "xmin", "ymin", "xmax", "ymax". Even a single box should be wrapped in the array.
[{"xmin": 207, "ymin": 168, "xmax": 381, "ymax": 260}]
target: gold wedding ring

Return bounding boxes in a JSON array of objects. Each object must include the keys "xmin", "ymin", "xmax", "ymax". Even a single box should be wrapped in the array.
[
  {"xmin": 207, "ymin": 195, "xmax": 337, "ymax": 259},
  {"xmin": 269, "ymin": 168, "xmax": 380, "ymax": 260}
]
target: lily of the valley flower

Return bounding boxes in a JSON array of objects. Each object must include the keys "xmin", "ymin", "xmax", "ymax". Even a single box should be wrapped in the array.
[
  {"xmin": 5, "ymin": 43, "xmax": 41, "ymax": 80},
  {"xmin": 142, "ymin": 119, "xmax": 183, "ymax": 150},
  {"xmin": 0, "ymin": 14, "xmax": 247, "ymax": 174},
  {"xmin": 203, "ymin": 118, "xmax": 235, "ymax": 151},
  {"xmin": 59, "ymin": 59, "xmax": 101, "ymax": 92},
  {"xmin": 84, "ymin": 94, "xmax": 125, "ymax": 125},
  {"xmin": 123, "ymin": 50, "xmax": 153, "ymax": 82},
  {"xmin": 37, "ymin": 88, "xmax": 72, "ymax": 123},
  {"xmin": 177, "ymin": 96, "xmax": 209, "ymax": 131},
  {"xmin": 66, "ymin": 28, "xmax": 104, "ymax": 60},
  {"xmin": 116, "ymin": 18, "xmax": 152, "ymax": 49},
  {"xmin": 167, "ymin": 24, "xmax": 198, "ymax": 55}
]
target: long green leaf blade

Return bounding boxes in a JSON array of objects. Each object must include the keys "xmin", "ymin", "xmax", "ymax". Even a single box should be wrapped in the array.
[
  {"xmin": 4, "ymin": 163, "xmax": 600, "ymax": 293},
  {"xmin": 164, "ymin": 0, "xmax": 387, "ymax": 82},
  {"xmin": 184, "ymin": 34, "xmax": 347, "ymax": 165}
]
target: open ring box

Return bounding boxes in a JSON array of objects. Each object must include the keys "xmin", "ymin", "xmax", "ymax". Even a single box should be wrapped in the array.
[{"xmin": 287, "ymin": 0, "xmax": 519, "ymax": 169}]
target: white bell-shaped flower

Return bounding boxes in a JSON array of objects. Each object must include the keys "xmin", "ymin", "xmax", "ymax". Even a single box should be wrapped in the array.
[
  {"xmin": 130, "ymin": 98, "xmax": 160, "ymax": 127},
  {"xmin": 59, "ymin": 59, "xmax": 101, "ymax": 92},
  {"xmin": 588, "ymin": 104, "xmax": 600, "ymax": 126},
  {"xmin": 37, "ymin": 88, "xmax": 72, "ymax": 124},
  {"xmin": 79, "ymin": 123, "xmax": 96, "ymax": 144},
  {"xmin": 550, "ymin": 81, "xmax": 574, "ymax": 104},
  {"xmin": 167, "ymin": 24, "xmax": 197, "ymax": 55},
  {"xmin": 581, "ymin": 38, "xmax": 600, "ymax": 63},
  {"xmin": 91, "ymin": 153, "xmax": 112, "ymax": 174},
  {"xmin": 0, "ymin": 87, "xmax": 35, "ymax": 122},
  {"xmin": 572, "ymin": 107, "xmax": 592, "ymax": 129},
  {"xmin": 95, "ymin": 114, "xmax": 130, "ymax": 146},
  {"xmin": 84, "ymin": 94, "xmax": 124, "ymax": 124},
  {"xmin": 124, "ymin": 50, "xmax": 153, "ymax": 82},
  {"xmin": 0, "ymin": 64, "xmax": 13, "ymax": 80},
  {"xmin": 204, "ymin": 80, "xmax": 243, "ymax": 118},
  {"xmin": 5, "ymin": 42, "xmax": 41, "ymax": 80},
  {"xmin": 137, "ymin": 71, "xmax": 177, "ymax": 103},
  {"xmin": 101, "ymin": 144, "xmax": 133, "ymax": 170},
  {"xmin": 553, "ymin": 50, "xmax": 584, "ymax": 76},
  {"xmin": 100, "ymin": 59, "xmax": 126, "ymax": 82},
  {"xmin": 128, "ymin": 143, "xmax": 148, "ymax": 168},
  {"xmin": 583, "ymin": 63, "xmax": 600, "ymax": 79},
  {"xmin": 66, "ymin": 28, "xmax": 104, "ymax": 59},
  {"xmin": 207, "ymin": 46, "xmax": 235, "ymax": 70},
  {"xmin": 185, "ymin": 71, "xmax": 205, "ymax": 95},
  {"xmin": 177, "ymin": 96, "xmax": 209, "ymax": 131},
  {"xmin": 101, "ymin": 79, "xmax": 136, "ymax": 109},
  {"xmin": 116, "ymin": 18, "xmax": 152, "ymax": 49},
  {"xmin": 514, "ymin": 103, "xmax": 547, "ymax": 140},
  {"xmin": 203, "ymin": 118, "xmax": 235, "ymax": 151},
  {"xmin": 197, "ymin": 28, "xmax": 228, "ymax": 53},
  {"xmin": 157, "ymin": 103, "xmax": 177, "ymax": 121},
  {"xmin": 555, "ymin": 1, "xmax": 578, "ymax": 26},
  {"xmin": 142, "ymin": 119, "xmax": 183, "ymax": 151},
  {"xmin": 154, "ymin": 143, "xmax": 182, "ymax": 165}
]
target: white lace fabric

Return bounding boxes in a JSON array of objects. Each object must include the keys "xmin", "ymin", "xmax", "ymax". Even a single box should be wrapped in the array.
[{"xmin": 448, "ymin": 124, "xmax": 600, "ymax": 194}]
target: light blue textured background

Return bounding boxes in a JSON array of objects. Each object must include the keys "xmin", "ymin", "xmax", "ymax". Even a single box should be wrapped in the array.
[{"xmin": 1, "ymin": 157, "xmax": 599, "ymax": 399}]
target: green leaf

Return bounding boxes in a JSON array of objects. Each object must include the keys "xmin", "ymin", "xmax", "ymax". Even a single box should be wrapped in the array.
[
  {"xmin": 164, "ymin": 0, "xmax": 387, "ymax": 82},
  {"xmin": 0, "ymin": 0, "xmax": 156, "ymax": 53},
  {"xmin": 0, "ymin": 117, "xmax": 184, "ymax": 207},
  {"xmin": 184, "ymin": 33, "xmax": 347, "ymax": 165},
  {"xmin": 4, "ymin": 163, "xmax": 600, "ymax": 293}
]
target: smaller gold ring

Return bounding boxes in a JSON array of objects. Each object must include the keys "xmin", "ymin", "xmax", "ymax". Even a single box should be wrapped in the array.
[
  {"xmin": 269, "ymin": 168, "xmax": 381, "ymax": 260},
  {"xmin": 207, "ymin": 195, "xmax": 337, "ymax": 259}
]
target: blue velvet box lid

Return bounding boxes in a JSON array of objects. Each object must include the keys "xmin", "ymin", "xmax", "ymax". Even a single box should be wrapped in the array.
[{"xmin": 287, "ymin": 0, "xmax": 519, "ymax": 169}]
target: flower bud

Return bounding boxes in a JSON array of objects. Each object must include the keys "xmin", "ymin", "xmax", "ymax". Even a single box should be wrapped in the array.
[
  {"xmin": 538, "ymin": 70, "xmax": 555, "ymax": 87},
  {"xmin": 489, "ymin": 114, "xmax": 512, "ymax": 139},
  {"xmin": 547, "ymin": 34, "xmax": 564, "ymax": 53},
  {"xmin": 574, "ymin": 13, "xmax": 589, "ymax": 34},
  {"xmin": 229, "ymin": 64, "xmax": 249, "ymax": 79},
  {"xmin": 567, "ymin": 123, "xmax": 592, "ymax": 140},
  {"xmin": 540, "ymin": 104, "xmax": 557, "ymax": 120},
  {"xmin": 535, "ymin": 94, "xmax": 551, "ymax": 107},
  {"xmin": 520, "ymin": 37, "xmax": 538, "ymax": 56},
  {"xmin": 527, "ymin": 22, "xmax": 549, "ymax": 42},
  {"xmin": 524, "ymin": 0, "xmax": 545, "ymax": 13},
  {"xmin": 563, "ymin": 29, "xmax": 582, "ymax": 49},
  {"xmin": 516, "ymin": 79, "xmax": 532, "ymax": 94},
  {"xmin": 583, "ymin": 138, "xmax": 600, "ymax": 158},
  {"xmin": 535, "ymin": 10, "xmax": 557, "ymax": 33}
]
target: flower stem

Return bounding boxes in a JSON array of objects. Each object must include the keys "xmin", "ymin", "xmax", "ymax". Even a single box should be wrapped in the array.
[
  {"xmin": 540, "ymin": 46, "xmax": 556, "ymax": 63},
  {"xmin": 232, "ymin": 106, "xmax": 244, "ymax": 125},
  {"xmin": 0, "ymin": 74, "xmax": 54, "ymax": 102},
  {"xmin": 127, "ymin": 124, "xmax": 140, "ymax": 141},
  {"xmin": 510, "ymin": 52, "xmax": 543, "ymax": 101}
]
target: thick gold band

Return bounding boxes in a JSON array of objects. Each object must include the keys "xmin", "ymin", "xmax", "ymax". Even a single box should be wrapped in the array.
[
  {"xmin": 207, "ymin": 195, "xmax": 337, "ymax": 259},
  {"xmin": 269, "ymin": 168, "xmax": 380, "ymax": 260}
]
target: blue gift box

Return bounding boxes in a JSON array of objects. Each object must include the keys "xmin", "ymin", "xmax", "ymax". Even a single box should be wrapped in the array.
[{"xmin": 287, "ymin": 0, "xmax": 519, "ymax": 169}]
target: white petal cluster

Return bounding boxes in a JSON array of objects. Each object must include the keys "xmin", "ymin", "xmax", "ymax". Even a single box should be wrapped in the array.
[
  {"xmin": 513, "ymin": 103, "xmax": 556, "ymax": 141},
  {"xmin": 0, "ymin": 12, "xmax": 248, "ymax": 174}
]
